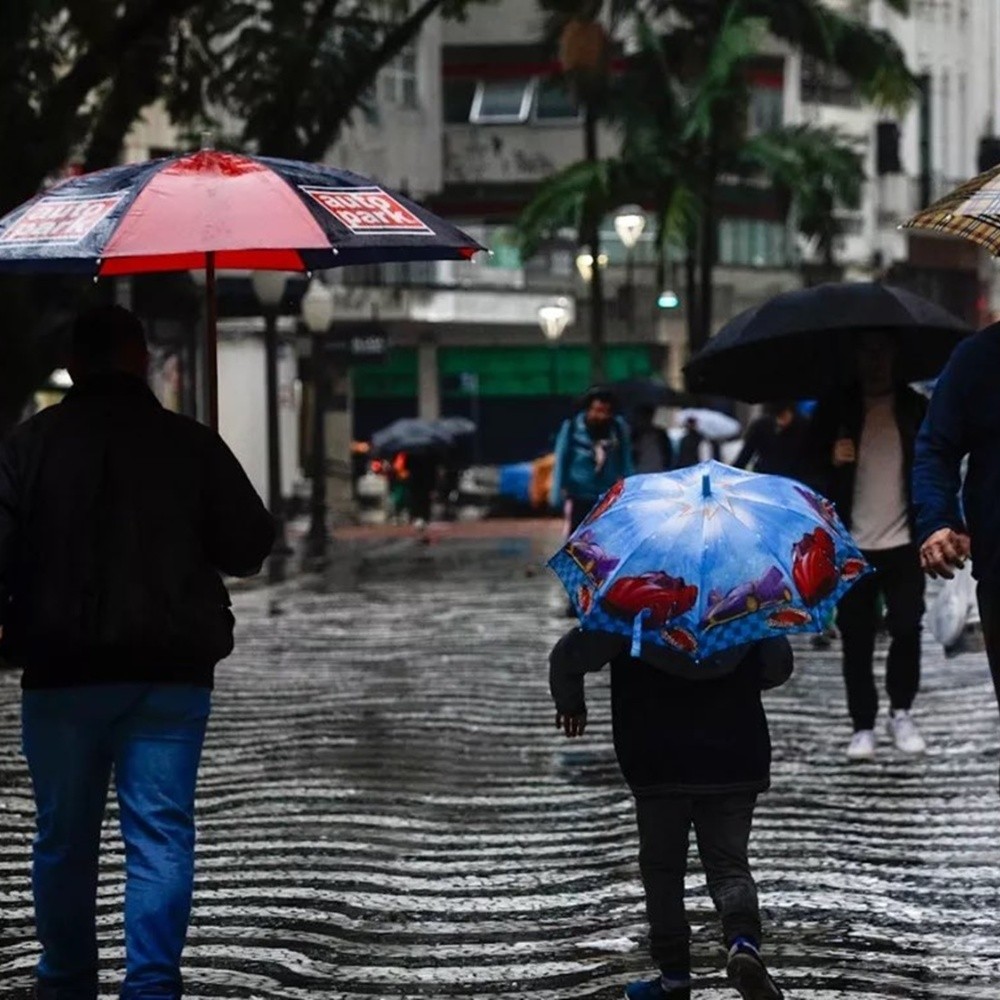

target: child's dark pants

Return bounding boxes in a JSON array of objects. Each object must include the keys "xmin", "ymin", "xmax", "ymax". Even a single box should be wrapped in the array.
[{"xmin": 635, "ymin": 791, "xmax": 761, "ymax": 975}]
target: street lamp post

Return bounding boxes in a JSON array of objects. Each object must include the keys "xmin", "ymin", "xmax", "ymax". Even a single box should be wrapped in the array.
[
  {"xmin": 301, "ymin": 279, "xmax": 335, "ymax": 565},
  {"xmin": 537, "ymin": 298, "xmax": 572, "ymax": 395},
  {"xmin": 575, "ymin": 250, "xmax": 608, "ymax": 285},
  {"xmin": 614, "ymin": 204, "xmax": 646, "ymax": 323},
  {"xmin": 251, "ymin": 270, "xmax": 291, "ymax": 584}
]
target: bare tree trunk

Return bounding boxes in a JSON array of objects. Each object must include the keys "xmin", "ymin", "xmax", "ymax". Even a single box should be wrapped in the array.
[
  {"xmin": 696, "ymin": 166, "xmax": 717, "ymax": 353},
  {"xmin": 684, "ymin": 229, "xmax": 700, "ymax": 359},
  {"xmin": 583, "ymin": 103, "xmax": 606, "ymax": 383}
]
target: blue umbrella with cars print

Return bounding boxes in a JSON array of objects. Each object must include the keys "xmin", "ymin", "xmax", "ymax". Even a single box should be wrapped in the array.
[{"xmin": 549, "ymin": 461, "xmax": 870, "ymax": 665}]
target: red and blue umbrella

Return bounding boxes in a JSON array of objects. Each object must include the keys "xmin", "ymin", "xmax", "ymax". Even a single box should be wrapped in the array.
[{"xmin": 0, "ymin": 149, "xmax": 485, "ymax": 424}]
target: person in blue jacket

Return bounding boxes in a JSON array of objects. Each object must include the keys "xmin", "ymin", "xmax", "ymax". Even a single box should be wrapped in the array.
[
  {"xmin": 550, "ymin": 387, "xmax": 633, "ymax": 533},
  {"xmin": 913, "ymin": 323, "xmax": 1000, "ymax": 741}
]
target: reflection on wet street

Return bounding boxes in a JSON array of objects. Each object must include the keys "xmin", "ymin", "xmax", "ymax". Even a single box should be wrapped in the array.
[{"xmin": 1, "ymin": 536, "xmax": 999, "ymax": 998}]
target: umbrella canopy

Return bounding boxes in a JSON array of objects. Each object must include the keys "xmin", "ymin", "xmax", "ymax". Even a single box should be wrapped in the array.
[
  {"xmin": 902, "ymin": 163, "xmax": 1000, "ymax": 254},
  {"xmin": 610, "ymin": 377, "xmax": 692, "ymax": 412},
  {"xmin": 0, "ymin": 150, "xmax": 483, "ymax": 274},
  {"xmin": 676, "ymin": 408, "xmax": 740, "ymax": 441},
  {"xmin": 0, "ymin": 150, "xmax": 485, "ymax": 426},
  {"xmin": 549, "ymin": 462, "xmax": 869, "ymax": 666},
  {"xmin": 371, "ymin": 418, "xmax": 455, "ymax": 457},
  {"xmin": 684, "ymin": 282, "xmax": 971, "ymax": 403},
  {"xmin": 433, "ymin": 416, "xmax": 477, "ymax": 437}
]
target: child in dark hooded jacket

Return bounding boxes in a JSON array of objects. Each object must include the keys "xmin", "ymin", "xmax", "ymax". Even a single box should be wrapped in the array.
[{"xmin": 550, "ymin": 628, "xmax": 792, "ymax": 1000}]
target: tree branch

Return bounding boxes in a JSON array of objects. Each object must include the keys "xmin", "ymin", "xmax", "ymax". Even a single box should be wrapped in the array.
[
  {"xmin": 300, "ymin": 0, "xmax": 446, "ymax": 160},
  {"xmin": 36, "ymin": 0, "xmax": 200, "ymax": 179}
]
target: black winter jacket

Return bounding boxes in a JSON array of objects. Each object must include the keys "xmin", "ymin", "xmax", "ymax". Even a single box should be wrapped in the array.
[
  {"xmin": 0, "ymin": 374, "xmax": 275, "ymax": 689},
  {"xmin": 549, "ymin": 629, "xmax": 793, "ymax": 795},
  {"xmin": 798, "ymin": 386, "xmax": 926, "ymax": 538}
]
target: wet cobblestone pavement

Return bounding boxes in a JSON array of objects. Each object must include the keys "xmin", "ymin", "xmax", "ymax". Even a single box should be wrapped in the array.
[{"xmin": 1, "ymin": 531, "xmax": 1000, "ymax": 998}]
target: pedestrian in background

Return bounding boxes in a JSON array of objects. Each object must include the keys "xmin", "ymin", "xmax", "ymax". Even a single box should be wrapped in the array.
[
  {"xmin": 406, "ymin": 451, "xmax": 438, "ymax": 529},
  {"xmin": 675, "ymin": 416, "xmax": 704, "ymax": 468},
  {"xmin": 0, "ymin": 305, "xmax": 275, "ymax": 1000},
  {"xmin": 631, "ymin": 403, "xmax": 674, "ymax": 473},
  {"xmin": 801, "ymin": 330, "xmax": 927, "ymax": 761},
  {"xmin": 550, "ymin": 629, "xmax": 791, "ymax": 1000},
  {"xmin": 913, "ymin": 322, "xmax": 1000, "ymax": 767},
  {"xmin": 550, "ymin": 387, "xmax": 633, "ymax": 534},
  {"xmin": 734, "ymin": 401, "xmax": 806, "ymax": 477}
]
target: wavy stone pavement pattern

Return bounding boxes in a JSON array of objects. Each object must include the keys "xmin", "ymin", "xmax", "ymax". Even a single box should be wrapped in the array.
[{"xmin": 0, "ymin": 559, "xmax": 999, "ymax": 998}]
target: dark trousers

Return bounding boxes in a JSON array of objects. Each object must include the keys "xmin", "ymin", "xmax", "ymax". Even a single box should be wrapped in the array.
[
  {"xmin": 837, "ymin": 543, "xmax": 924, "ymax": 731},
  {"xmin": 635, "ymin": 792, "xmax": 761, "ymax": 976},
  {"xmin": 567, "ymin": 496, "xmax": 597, "ymax": 534},
  {"xmin": 976, "ymin": 584, "xmax": 1000, "ymax": 712}
]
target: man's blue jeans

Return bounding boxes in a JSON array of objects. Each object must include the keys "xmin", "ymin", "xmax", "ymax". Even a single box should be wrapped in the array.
[{"xmin": 21, "ymin": 684, "xmax": 211, "ymax": 1000}]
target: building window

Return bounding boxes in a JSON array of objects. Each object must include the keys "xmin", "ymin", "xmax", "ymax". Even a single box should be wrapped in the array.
[
  {"xmin": 800, "ymin": 56, "xmax": 861, "ymax": 107},
  {"xmin": 748, "ymin": 86, "xmax": 783, "ymax": 134},
  {"xmin": 381, "ymin": 45, "xmax": 419, "ymax": 109},
  {"xmin": 534, "ymin": 78, "xmax": 581, "ymax": 121},
  {"xmin": 470, "ymin": 78, "xmax": 535, "ymax": 123},
  {"xmin": 444, "ymin": 79, "xmax": 477, "ymax": 123},
  {"xmin": 718, "ymin": 218, "xmax": 792, "ymax": 268}
]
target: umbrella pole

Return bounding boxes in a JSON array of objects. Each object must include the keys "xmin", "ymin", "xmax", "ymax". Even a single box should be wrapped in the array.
[{"xmin": 205, "ymin": 251, "xmax": 219, "ymax": 430}]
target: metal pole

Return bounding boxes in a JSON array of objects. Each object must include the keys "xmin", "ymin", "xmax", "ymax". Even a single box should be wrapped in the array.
[
  {"xmin": 306, "ymin": 332, "xmax": 329, "ymax": 562},
  {"xmin": 470, "ymin": 373, "xmax": 481, "ymax": 466},
  {"xmin": 264, "ymin": 309, "xmax": 288, "ymax": 583},
  {"xmin": 205, "ymin": 252, "xmax": 219, "ymax": 430},
  {"xmin": 626, "ymin": 248, "xmax": 636, "ymax": 325}
]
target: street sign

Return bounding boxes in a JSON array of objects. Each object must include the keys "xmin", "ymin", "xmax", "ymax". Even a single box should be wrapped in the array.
[{"xmin": 321, "ymin": 325, "xmax": 389, "ymax": 362}]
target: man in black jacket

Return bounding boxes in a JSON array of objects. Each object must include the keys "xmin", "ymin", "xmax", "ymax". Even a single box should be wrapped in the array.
[
  {"xmin": 801, "ymin": 331, "xmax": 927, "ymax": 761},
  {"xmin": 0, "ymin": 305, "xmax": 274, "ymax": 1000},
  {"xmin": 550, "ymin": 629, "xmax": 790, "ymax": 1000}
]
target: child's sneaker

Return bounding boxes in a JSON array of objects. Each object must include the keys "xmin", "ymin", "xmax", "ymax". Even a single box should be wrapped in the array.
[
  {"xmin": 726, "ymin": 939, "xmax": 783, "ymax": 999},
  {"xmin": 623, "ymin": 975, "xmax": 691, "ymax": 1000}
]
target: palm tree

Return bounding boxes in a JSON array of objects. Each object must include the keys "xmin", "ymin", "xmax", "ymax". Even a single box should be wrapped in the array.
[
  {"xmin": 535, "ymin": 0, "xmax": 640, "ymax": 382},
  {"xmin": 522, "ymin": 0, "xmax": 914, "ymax": 372}
]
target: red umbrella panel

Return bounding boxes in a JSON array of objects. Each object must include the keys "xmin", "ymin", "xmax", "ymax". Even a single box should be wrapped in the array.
[{"xmin": 0, "ymin": 150, "xmax": 486, "ymax": 426}]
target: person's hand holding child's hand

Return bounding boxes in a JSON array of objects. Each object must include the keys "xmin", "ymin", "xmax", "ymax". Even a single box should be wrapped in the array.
[{"xmin": 555, "ymin": 710, "xmax": 587, "ymax": 738}]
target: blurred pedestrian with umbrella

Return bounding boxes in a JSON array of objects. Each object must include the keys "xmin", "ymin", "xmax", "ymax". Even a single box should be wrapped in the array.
[
  {"xmin": 1, "ymin": 305, "xmax": 274, "ymax": 1000},
  {"xmin": 733, "ymin": 401, "xmax": 806, "ymax": 477},
  {"xmin": 547, "ymin": 462, "xmax": 869, "ymax": 1000},
  {"xmin": 800, "ymin": 330, "xmax": 929, "ymax": 760},
  {"xmin": 631, "ymin": 404, "xmax": 674, "ymax": 474},
  {"xmin": 684, "ymin": 283, "xmax": 970, "ymax": 403},
  {"xmin": 371, "ymin": 418, "xmax": 455, "ymax": 529},
  {"xmin": 675, "ymin": 410, "xmax": 737, "ymax": 467}
]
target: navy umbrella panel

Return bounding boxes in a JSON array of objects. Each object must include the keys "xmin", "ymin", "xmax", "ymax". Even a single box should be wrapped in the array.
[
  {"xmin": 684, "ymin": 283, "xmax": 972, "ymax": 403},
  {"xmin": 0, "ymin": 150, "xmax": 486, "ymax": 427}
]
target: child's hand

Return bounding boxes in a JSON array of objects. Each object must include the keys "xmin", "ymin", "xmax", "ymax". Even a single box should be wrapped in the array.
[{"xmin": 555, "ymin": 710, "xmax": 587, "ymax": 738}]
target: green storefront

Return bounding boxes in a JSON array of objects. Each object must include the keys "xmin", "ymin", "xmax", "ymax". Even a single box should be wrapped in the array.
[{"xmin": 353, "ymin": 344, "xmax": 656, "ymax": 464}]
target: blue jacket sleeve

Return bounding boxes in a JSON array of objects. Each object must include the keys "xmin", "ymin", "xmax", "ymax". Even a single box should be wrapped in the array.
[
  {"xmin": 550, "ymin": 420, "xmax": 570, "ymax": 509},
  {"xmin": 912, "ymin": 345, "xmax": 971, "ymax": 543}
]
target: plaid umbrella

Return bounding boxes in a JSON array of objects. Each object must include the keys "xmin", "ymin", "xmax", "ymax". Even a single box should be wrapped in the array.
[{"xmin": 903, "ymin": 163, "xmax": 1000, "ymax": 254}]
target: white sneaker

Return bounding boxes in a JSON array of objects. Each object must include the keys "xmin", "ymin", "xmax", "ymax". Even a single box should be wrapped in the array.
[
  {"xmin": 846, "ymin": 729, "xmax": 877, "ymax": 760},
  {"xmin": 888, "ymin": 711, "xmax": 926, "ymax": 755}
]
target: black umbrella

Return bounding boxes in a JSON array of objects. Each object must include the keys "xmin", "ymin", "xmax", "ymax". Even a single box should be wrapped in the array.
[
  {"xmin": 684, "ymin": 283, "xmax": 972, "ymax": 403},
  {"xmin": 371, "ymin": 418, "xmax": 454, "ymax": 457},
  {"xmin": 610, "ymin": 377, "xmax": 694, "ymax": 411}
]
